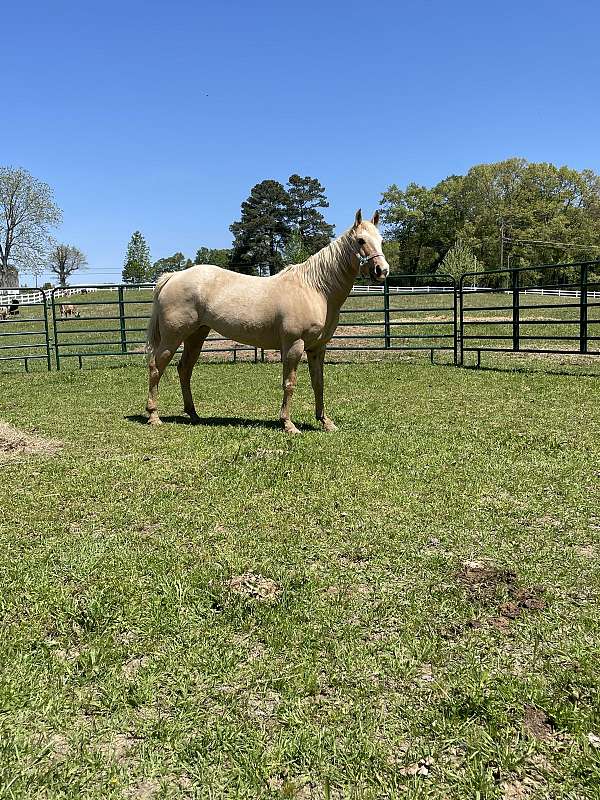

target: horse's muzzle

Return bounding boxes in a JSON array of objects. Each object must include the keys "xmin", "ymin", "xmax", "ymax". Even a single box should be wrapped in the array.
[{"xmin": 370, "ymin": 263, "xmax": 390, "ymax": 283}]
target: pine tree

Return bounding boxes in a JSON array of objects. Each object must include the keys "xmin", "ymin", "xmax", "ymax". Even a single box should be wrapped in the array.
[
  {"xmin": 122, "ymin": 231, "xmax": 152, "ymax": 283},
  {"xmin": 286, "ymin": 174, "xmax": 334, "ymax": 254},
  {"xmin": 229, "ymin": 180, "xmax": 291, "ymax": 275},
  {"xmin": 282, "ymin": 229, "xmax": 311, "ymax": 265}
]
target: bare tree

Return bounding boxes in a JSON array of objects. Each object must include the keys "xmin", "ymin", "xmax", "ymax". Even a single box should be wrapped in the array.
[
  {"xmin": 48, "ymin": 244, "xmax": 87, "ymax": 287},
  {"xmin": 0, "ymin": 166, "xmax": 62, "ymax": 287}
]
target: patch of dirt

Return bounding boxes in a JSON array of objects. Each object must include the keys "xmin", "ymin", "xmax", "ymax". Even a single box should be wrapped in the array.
[
  {"xmin": 324, "ymin": 583, "xmax": 371, "ymax": 598},
  {"xmin": 99, "ymin": 732, "xmax": 141, "ymax": 762},
  {"xmin": 122, "ymin": 655, "xmax": 150, "ymax": 679},
  {"xmin": 124, "ymin": 778, "xmax": 161, "ymax": 799},
  {"xmin": 501, "ymin": 780, "xmax": 531, "ymax": 800},
  {"xmin": 0, "ymin": 421, "xmax": 61, "ymax": 461},
  {"xmin": 523, "ymin": 705, "xmax": 555, "ymax": 742},
  {"xmin": 448, "ymin": 562, "xmax": 547, "ymax": 637},
  {"xmin": 576, "ymin": 544, "xmax": 596, "ymax": 558},
  {"xmin": 247, "ymin": 690, "xmax": 281, "ymax": 720},
  {"xmin": 537, "ymin": 515, "xmax": 563, "ymax": 528},
  {"xmin": 397, "ymin": 756, "xmax": 434, "ymax": 777},
  {"xmin": 228, "ymin": 572, "xmax": 281, "ymax": 601},
  {"xmin": 458, "ymin": 560, "xmax": 517, "ymax": 599},
  {"xmin": 47, "ymin": 733, "xmax": 70, "ymax": 762}
]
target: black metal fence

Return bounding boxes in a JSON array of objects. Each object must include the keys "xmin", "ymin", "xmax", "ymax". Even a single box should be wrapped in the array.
[
  {"xmin": 0, "ymin": 287, "xmax": 52, "ymax": 371},
  {"xmin": 459, "ymin": 261, "xmax": 600, "ymax": 366},
  {"xmin": 1, "ymin": 261, "xmax": 599, "ymax": 372}
]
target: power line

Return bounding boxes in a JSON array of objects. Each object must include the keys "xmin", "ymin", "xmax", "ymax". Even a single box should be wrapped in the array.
[{"xmin": 503, "ymin": 235, "xmax": 600, "ymax": 250}]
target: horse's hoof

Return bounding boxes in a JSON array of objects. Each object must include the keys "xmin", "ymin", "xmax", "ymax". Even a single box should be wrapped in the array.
[
  {"xmin": 323, "ymin": 421, "xmax": 338, "ymax": 432},
  {"xmin": 283, "ymin": 423, "xmax": 301, "ymax": 435},
  {"xmin": 148, "ymin": 417, "xmax": 162, "ymax": 426}
]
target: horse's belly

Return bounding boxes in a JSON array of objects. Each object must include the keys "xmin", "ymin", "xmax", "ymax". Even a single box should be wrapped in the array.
[{"xmin": 205, "ymin": 312, "xmax": 280, "ymax": 350}]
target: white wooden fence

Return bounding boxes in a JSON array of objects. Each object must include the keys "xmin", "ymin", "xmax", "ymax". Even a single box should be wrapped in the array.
[{"xmin": 1, "ymin": 283, "xmax": 599, "ymax": 307}]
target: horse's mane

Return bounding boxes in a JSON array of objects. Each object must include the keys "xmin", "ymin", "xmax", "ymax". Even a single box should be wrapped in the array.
[{"xmin": 279, "ymin": 229, "xmax": 354, "ymax": 294}]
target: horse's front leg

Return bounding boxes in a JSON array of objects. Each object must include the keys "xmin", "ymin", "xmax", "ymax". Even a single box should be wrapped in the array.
[
  {"xmin": 280, "ymin": 340, "xmax": 304, "ymax": 434},
  {"xmin": 307, "ymin": 346, "xmax": 337, "ymax": 431}
]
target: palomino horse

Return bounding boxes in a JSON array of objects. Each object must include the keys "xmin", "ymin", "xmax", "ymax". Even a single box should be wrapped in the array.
[{"xmin": 145, "ymin": 209, "xmax": 390, "ymax": 433}]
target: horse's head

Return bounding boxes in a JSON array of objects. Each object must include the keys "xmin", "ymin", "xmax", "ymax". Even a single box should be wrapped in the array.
[{"xmin": 350, "ymin": 209, "xmax": 390, "ymax": 283}]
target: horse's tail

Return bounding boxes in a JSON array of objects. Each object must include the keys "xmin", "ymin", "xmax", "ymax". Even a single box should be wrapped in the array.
[{"xmin": 146, "ymin": 273, "xmax": 173, "ymax": 356}]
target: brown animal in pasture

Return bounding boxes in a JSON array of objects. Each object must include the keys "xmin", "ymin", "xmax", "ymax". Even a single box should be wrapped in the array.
[
  {"xmin": 145, "ymin": 209, "xmax": 390, "ymax": 433},
  {"xmin": 0, "ymin": 307, "xmax": 8, "ymax": 321},
  {"xmin": 60, "ymin": 304, "xmax": 80, "ymax": 318}
]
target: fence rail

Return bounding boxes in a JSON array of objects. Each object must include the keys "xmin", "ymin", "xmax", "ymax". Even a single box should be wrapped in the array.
[{"xmin": 1, "ymin": 260, "xmax": 599, "ymax": 372}]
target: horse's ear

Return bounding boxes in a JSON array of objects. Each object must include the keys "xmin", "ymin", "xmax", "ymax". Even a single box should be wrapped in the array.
[
  {"xmin": 371, "ymin": 210, "xmax": 380, "ymax": 227},
  {"xmin": 353, "ymin": 208, "xmax": 362, "ymax": 228}
]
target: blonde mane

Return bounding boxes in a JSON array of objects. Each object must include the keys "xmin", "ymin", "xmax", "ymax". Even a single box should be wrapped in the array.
[{"xmin": 280, "ymin": 229, "xmax": 355, "ymax": 294}]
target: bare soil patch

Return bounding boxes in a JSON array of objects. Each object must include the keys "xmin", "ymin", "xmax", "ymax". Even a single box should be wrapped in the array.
[
  {"xmin": 0, "ymin": 421, "xmax": 61, "ymax": 461},
  {"xmin": 450, "ymin": 561, "xmax": 547, "ymax": 635},
  {"xmin": 228, "ymin": 572, "xmax": 281, "ymax": 601},
  {"xmin": 523, "ymin": 705, "xmax": 555, "ymax": 742},
  {"xmin": 458, "ymin": 560, "xmax": 517, "ymax": 600}
]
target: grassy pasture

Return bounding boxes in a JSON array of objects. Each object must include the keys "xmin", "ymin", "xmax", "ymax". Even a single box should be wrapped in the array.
[
  {"xmin": 1, "ymin": 288, "xmax": 598, "ymax": 374},
  {"xmin": 0, "ymin": 359, "xmax": 599, "ymax": 798}
]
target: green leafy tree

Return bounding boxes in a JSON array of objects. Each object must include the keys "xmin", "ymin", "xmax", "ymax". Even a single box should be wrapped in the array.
[
  {"xmin": 440, "ymin": 239, "xmax": 479, "ymax": 282},
  {"xmin": 194, "ymin": 247, "xmax": 231, "ymax": 268},
  {"xmin": 48, "ymin": 244, "xmax": 88, "ymax": 287},
  {"xmin": 382, "ymin": 241, "xmax": 400, "ymax": 273},
  {"xmin": 149, "ymin": 251, "xmax": 189, "ymax": 281},
  {"xmin": 380, "ymin": 159, "xmax": 600, "ymax": 285},
  {"xmin": 285, "ymin": 174, "xmax": 334, "ymax": 254},
  {"xmin": 122, "ymin": 231, "xmax": 152, "ymax": 283},
  {"xmin": 0, "ymin": 166, "xmax": 62, "ymax": 287},
  {"xmin": 230, "ymin": 180, "xmax": 291, "ymax": 275}
]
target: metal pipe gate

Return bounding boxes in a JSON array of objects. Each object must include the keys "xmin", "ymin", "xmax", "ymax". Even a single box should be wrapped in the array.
[{"xmin": 1, "ymin": 260, "xmax": 599, "ymax": 373}]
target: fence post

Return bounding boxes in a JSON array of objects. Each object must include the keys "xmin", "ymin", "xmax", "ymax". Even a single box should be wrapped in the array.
[
  {"xmin": 118, "ymin": 286, "xmax": 127, "ymax": 354},
  {"xmin": 41, "ymin": 290, "xmax": 52, "ymax": 371},
  {"xmin": 51, "ymin": 290, "xmax": 60, "ymax": 370},
  {"xmin": 580, "ymin": 262, "xmax": 588, "ymax": 354},
  {"xmin": 383, "ymin": 279, "xmax": 391, "ymax": 349},
  {"xmin": 511, "ymin": 269, "xmax": 520, "ymax": 352},
  {"xmin": 458, "ymin": 276, "xmax": 465, "ymax": 366},
  {"xmin": 453, "ymin": 281, "xmax": 459, "ymax": 366}
]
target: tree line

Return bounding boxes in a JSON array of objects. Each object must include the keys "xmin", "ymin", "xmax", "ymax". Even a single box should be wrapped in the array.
[
  {"xmin": 2, "ymin": 159, "xmax": 600, "ymax": 289},
  {"xmin": 381, "ymin": 158, "xmax": 600, "ymax": 284}
]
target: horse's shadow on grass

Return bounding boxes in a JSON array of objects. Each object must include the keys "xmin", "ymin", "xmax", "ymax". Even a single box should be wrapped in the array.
[{"xmin": 125, "ymin": 414, "xmax": 318, "ymax": 431}]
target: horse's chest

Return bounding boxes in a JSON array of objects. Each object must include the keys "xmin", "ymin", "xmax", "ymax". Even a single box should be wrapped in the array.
[{"xmin": 306, "ymin": 313, "xmax": 339, "ymax": 347}]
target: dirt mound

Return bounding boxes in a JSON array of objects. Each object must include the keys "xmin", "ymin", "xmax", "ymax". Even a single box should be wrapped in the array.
[{"xmin": 0, "ymin": 421, "xmax": 61, "ymax": 462}]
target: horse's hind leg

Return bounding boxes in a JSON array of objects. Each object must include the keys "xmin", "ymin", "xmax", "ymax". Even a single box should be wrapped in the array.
[
  {"xmin": 146, "ymin": 337, "xmax": 181, "ymax": 425},
  {"xmin": 177, "ymin": 326, "xmax": 210, "ymax": 423}
]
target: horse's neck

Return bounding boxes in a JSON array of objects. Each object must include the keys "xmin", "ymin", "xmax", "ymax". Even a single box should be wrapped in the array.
[{"xmin": 299, "ymin": 234, "xmax": 356, "ymax": 308}]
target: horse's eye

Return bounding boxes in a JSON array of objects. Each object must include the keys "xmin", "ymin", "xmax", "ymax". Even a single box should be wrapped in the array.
[{"xmin": 357, "ymin": 238, "xmax": 365, "ymax": 246}]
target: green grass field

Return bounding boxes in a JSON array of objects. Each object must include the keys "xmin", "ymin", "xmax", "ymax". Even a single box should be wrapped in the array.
[{"xmin": 0, "ymin": 358, "xmax": 599, "ymax": 798}]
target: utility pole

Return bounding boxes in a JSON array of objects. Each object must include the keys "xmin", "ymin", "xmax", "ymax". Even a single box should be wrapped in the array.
[{"xmin": 499, "ymin": 217, "xmax": 505, "ymax": 270}]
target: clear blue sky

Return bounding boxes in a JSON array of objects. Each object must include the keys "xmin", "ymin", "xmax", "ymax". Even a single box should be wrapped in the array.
[{"xmin": 3, "ymin": 0, "xmax": 600, "ymax": 284}]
